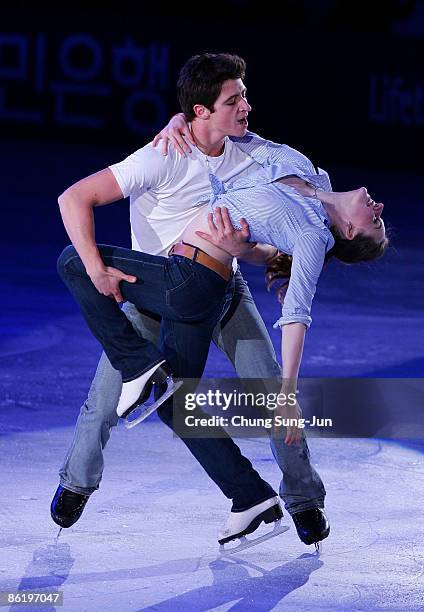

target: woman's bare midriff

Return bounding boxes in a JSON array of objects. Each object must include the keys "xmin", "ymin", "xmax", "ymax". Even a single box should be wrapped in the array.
[
  {"xmin": 179, "ymin": 177, "xmax": 304, "ymax": 268},
  {"xmin": 181, "ymin": 207, "xmax": 234, "ymax": 267}
]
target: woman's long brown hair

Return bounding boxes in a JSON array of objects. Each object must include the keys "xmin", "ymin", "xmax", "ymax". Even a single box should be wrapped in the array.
[{"xmin": 265, "ymin": 229, "xmax": 389, "ymax": 303}]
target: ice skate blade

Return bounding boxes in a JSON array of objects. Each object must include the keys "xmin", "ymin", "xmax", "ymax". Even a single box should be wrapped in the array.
[
  {"xmin": 124, "ymin": 379, "xmax": 183, "ymax": 429},
  {"xmin": 219, "ymin": 521, "xmax": 289, "ymax": 555},
  {"xmin": 314, "ymin": 541, "xmax": 324, "ymax": 555}
]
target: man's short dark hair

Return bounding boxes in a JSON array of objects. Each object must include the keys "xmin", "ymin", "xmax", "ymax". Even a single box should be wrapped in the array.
[{"xmin": 177, "ymin": 53, "xmax": 246, "ymax": 121}]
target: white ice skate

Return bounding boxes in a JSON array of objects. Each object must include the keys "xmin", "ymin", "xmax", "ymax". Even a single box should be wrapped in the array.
[
  {"xmin": 117, "ymin": 360, "xmax": 183, "ymax": 429},
  {"xmin": 218, "ymin": 496, "xmax": 289, "ymax": 555}
]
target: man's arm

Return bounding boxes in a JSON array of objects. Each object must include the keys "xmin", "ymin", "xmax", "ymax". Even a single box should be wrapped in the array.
[{"xmin": 58, "ymin": 168, "xmax": 136, "ymax": 302}]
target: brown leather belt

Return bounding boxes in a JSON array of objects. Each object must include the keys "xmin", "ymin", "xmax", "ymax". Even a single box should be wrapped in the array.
[{"xmin": 168, "ymin": 241, "xmax": 233, "ymax": 281}]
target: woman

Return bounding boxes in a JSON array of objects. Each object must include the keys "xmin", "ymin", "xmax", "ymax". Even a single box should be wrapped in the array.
[{"xmin": 58, "ymin": 144, "xmax": 388, "ymax": 438}]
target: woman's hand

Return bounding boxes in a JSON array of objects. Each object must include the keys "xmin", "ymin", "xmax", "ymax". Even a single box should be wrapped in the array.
[
  {"xmin": 272, "ymin": 392, "xmax": 303, "ymax": 445},
  {"xmin": 152, "ymin": 113, "xmax": 196, "ymax": 156}
]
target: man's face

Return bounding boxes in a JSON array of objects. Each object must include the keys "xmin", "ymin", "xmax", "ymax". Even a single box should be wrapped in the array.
[{"xmin": 208, "ymin": 78, "xmax": 251, "ymax": 137}]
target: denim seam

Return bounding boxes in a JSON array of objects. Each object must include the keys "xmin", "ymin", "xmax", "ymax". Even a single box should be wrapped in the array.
[
  {"xmin": 102, "ymin": 256, "xmax": 164, "ymax": 268},
  {"xmin": 165, "ymin": 273, "xmax": 197, "ymax": 299},
  {"xmin": 63, "ymin": 254, "xmax": 164, "ymax": 269}
]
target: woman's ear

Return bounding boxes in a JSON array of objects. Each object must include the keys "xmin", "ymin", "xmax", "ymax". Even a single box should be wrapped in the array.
[{"xmin": 345, "ymin": 221, "xmax": 355, "ymax": 240}]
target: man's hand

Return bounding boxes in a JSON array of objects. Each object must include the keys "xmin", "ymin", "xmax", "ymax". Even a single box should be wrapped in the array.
[
  {"xmin": 195, "ymin": 207, "xmax": 251, "ymax": 256},
  {"xmin": 88, "ymin": 265, "xmax": 137, "ymax": 303},
  {"xmin": 152, "ymin": 113, "xmax": 196, "ymax": 156},
  {"xmin": 272, "ymin": 393, "xmax": 303, "ymax": 445}
]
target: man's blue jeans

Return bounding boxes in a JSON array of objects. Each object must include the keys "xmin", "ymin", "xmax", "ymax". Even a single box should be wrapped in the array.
[
  {"xmin": 58, "ymin": 244, "xmax": 235, "ymax": 382},
  {"xmin": 58, "ymin": 245, "xmax": 325, "ymax": 514}
]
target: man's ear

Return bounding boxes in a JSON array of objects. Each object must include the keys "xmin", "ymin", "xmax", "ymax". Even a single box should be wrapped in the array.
[{"xmin": 193, "ymin": 104, "xmax": 211, "ymax": 119}]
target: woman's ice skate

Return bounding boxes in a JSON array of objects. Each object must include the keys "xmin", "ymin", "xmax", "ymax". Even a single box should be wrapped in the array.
[
  {"xmin": 117, "ymin": 360, "xmax": 183, "ymax": 429},
  {"xmin": 218, "ymin": 496, "xmax": 289, "ymax": 555}
]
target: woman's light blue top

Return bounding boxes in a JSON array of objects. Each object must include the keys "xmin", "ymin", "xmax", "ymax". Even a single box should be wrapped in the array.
[{"xmin": 200, "ymin": 132, "xmax": 336, "ymax": 330}]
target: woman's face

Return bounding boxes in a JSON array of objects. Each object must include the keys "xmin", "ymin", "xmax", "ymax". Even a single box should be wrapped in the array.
[{"xmin": 347, "ymin": 187, "xmax": 385, "ymax": 242}]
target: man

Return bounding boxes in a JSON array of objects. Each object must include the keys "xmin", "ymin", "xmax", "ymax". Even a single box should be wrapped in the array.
[{"xmin": 51, "ymin": 52, "xmax": 329, "ymax": 547}]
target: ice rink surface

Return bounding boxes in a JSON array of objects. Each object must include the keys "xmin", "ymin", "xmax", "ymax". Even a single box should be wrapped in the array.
[
  {"xmin": 1, "ymin": 428, "xmax": 424, "ymax": 611},
  {"xmin": 1, "ymin": 143, "xmax": 423, "ymax": 610}
]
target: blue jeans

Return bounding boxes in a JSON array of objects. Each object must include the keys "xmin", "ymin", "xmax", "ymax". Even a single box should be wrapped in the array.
[
  {"xmin": 58, "ymin": 246, "xmax": 325, "ymax": 514},
  {"xmin": 58, "ymin": 244, "xmax": 235, "ymax": 382},
  {"xmin": 58, "ymin": 244, "xmax": 276, "ymax": 512}
]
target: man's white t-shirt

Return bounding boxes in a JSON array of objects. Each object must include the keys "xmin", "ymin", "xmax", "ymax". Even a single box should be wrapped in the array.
[{"xmin": 109, "ymin": 137, "xmax": 261, "ymax": 257}]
